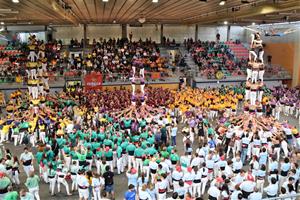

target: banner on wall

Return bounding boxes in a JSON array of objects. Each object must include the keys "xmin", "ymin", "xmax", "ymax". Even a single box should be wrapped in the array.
[{"xmin": 84, "ymin": 72, "xmax": 103, "ymax": 90}]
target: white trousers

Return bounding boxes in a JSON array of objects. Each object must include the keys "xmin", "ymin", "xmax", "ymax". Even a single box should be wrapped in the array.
[
  {"xmin": 24, "ymin": 165, "xmax": 34, "ymax": 177},
  {"xmin": 250, "ymin": 91, "xmax": 257, "ymax": 105},
  {"xmin": 251, "ymin": 71, "xmax": 258, "ymax": 83},
  {"xmin": 135, "ymin": 158, "xmax": 143, "ymax": 173},
  {"xmin": 49, "ymin": 177, "xmax": 56, "ymax": 195},
  {"xmin": 38, "ymin": 85, "xmax": 44, "ymax": 96},
  {"xmin": 200, "ymin": 177, "xmax": 208, "ymax": 195},
  {"xmin": 28, "ymin": 86, "xmax": 32, "ymax": 96},
  {"xmin": 39, "ymin": 131, "xmax": 45, "ymax": 144},
  {"xmin": 78, "ymin": 188, "xmax": 89, "ymax": 200},
  {"xmin": 28, "ymin": 52, "xmax": 37, "ymax": 62},
  {"xmin": 117, "ymin": 157, "xmax": 124, "ymax": 174},
  {"xmin": 32, "ymin": 86, "xmax": 39, "ymax": 99},
  {"xmin": 249, "ymin": 51, "xmax": 257, "ymax": 61},
  {"xmin": 57, "ymin": 177, "xmax": 70, "ymax": 195},
  {"xmin": 30, "ymin": 69, "xmax": 37, "ymax": 80},
  {"xmin": 192, "ymin": 182, "xmax": 201, "ymax": 197},
  {"xmin": 29, "ymin": 186, "xmax": 40, "ymax": 200},
  {"xmin": 256, "ymin": 179, "xmax": 264, "ymax": 193},
  {"xmin": 93, "ymin": 189, "xmax": 101, "ymax": 200},
  {"xmin": 128, "ymin": 155, "xmax": 135, "ymax": 169},
  {"xmin": 246, "ymin": 68, "xmax": 252, "ymax": 80},
  {"xmin": 245, "ymin": 90, "xmax": 250, "ymax": 100},
  {"xmin": 258, "ymin": 70, "xmax": 264, "ymax": 82},
  {"xmin": 71, "ymin": 175, "xmax": 78, "ymax": 191},
  {"xmin": 12, "ymin": 170, "xmax": 20, "ymax": 185},
  {"xmin": 258, "ymin": 91, "xmax": 263, "ymax": 102},
  {"xmin": 42, "ymin": 63, "xmax": 47, "ymax": 72}
]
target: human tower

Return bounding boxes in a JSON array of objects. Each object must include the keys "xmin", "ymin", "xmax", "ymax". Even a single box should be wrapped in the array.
[
  {"xmin": 245, "ymin": 32, "xmax": 265, "ymax": 114},
  {"xmin": 26, "ymin": 35, "xmax": 49, "ymax": 112}
]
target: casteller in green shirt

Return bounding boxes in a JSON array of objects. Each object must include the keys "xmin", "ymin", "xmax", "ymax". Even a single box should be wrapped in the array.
[
  {"xmin": 0, "ymin": 177, "xmax": 11, "ymax": 190},
  {"xmin": 4, "ymin": 191, "xmax": 18, "ymax": 200},
  {"xmin": 25, "ymin": 175, "xmax": 40, "ymax": 189}
]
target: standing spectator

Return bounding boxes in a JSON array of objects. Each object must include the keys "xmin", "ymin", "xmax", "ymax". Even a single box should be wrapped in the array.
[
  {"xmin": 171, "ymin": 123, "xmax": 178, "ymax": 146},
  {"xmin": 124, "ymin": 184, "xmax": 136, "ymax": 200},
  {"xmin": 103, "ymin": 165, "xmax": 114, "ymax": 199}
]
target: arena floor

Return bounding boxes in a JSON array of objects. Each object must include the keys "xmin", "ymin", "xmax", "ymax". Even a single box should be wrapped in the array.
[{"xmin": 3, "ymin": 112, "xmax": 299, "ymax": 200}]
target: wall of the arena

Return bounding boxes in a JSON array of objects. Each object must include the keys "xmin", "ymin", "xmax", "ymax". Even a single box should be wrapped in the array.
[
  {"xmin": 53, "ymin": 26, "xmax": 84, "ymax": 44},
  {"xmin": 128, "ymin": 24, "xmax": 160, "ymax": 42},
  {"xmin": 50, "ymin": 24, "xmax": 249, "ymax": 43},
  {"xmin": 87, "ymin": 24, "xmax": 122, "ymax": 42},
  {"xmin": 264, "ymin": 43, "xmax": 295, "ymax": 74},
  {"xmin": 229, "ymin": 26, "xmax": 249, "ymax": 42},
  {"xmin": 163, "ymin": 24, "xmax": 196, "ymax": 42}
]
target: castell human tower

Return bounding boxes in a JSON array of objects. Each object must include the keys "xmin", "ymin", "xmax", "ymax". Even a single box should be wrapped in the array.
[{"xmin": 245, "ymin": 32, "xmax": 265, "ymax": 115}]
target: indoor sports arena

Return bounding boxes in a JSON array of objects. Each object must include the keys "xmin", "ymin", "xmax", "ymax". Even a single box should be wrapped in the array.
[{"xmin": 0, "ymin": 0, "xmax": 299, "ymax": 200}]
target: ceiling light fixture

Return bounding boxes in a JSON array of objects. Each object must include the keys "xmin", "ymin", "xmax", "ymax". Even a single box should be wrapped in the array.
[
  {"xmin": 113, "ymin": 19, "xmax": 116, "ymax": 24},
  {"xmin": 0, "ymin": 22, "xmax": 4, "ymax": 25},
  {"xmin": 252, "ymin": 22, "xmax": 256, "ymax": 25},
  {"xmin": 138, "ymin": 17, "xmax": 146, "ymax": 24},
  {"xmin": 102, "ymin": 0, "xmax": 109, "ymax": 2},
  {"xmin": 224, "ymin": 21, "xmax": 228, "ymax": 25},
  {"xmin": 12, "ymin": 0, "xmax": 19, "ymax": 3},
  {"xmin": 152, "ymin": 0, "xmax": 158, "ymax": 3},
  {"xmin": 219, "ymin": 0, "xmax": 226, "ymax": 6}
]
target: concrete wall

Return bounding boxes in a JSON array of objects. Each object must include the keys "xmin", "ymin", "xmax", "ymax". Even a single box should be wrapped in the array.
[
  {"xmin": 87, "ymin": 24, "xmax": 122, "ymax": 42},
  {"xmin": 53, "ymin": 26, "xmax": 83, "ymax": 44},
  {"xmin": 51, "ymin": 24, "xmax": 250, "ymax": 43},
  {"xmin": 128, "ymin": 24, "xmax": 160, "ymax": 42},
  {"xmin": 164, "ymin": 24, "xmax": 195, "ymax": 42}
]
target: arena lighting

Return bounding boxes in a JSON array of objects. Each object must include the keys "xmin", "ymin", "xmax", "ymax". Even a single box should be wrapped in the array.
[
  {"xmin": 224, "ymin": 21, "xmax": 228, "ymax": 25},
  {"xmin": 152, "ymin": 0, "xmax": 159, "ymax": 3},
  {"xmin": 12, "ymin": 0, "xmax": 19, "ymax": 3},
  {"xmin": 102, "ymin": 0, "xmax": 109, "ymax": 2},
  {"xmin": 138, "ymin": 17, "xmax": 146, "ymax": 24},
  {"xmin": 219, "ymin": 0, "xmax": 226, "ymax": 6},
  {"xmin": 252, "ymin": 22, "xmax": 256, "ymax": 25},
  {"xmin": 0, "ymin": 22, "xmax": 4, "ymax": 25}
]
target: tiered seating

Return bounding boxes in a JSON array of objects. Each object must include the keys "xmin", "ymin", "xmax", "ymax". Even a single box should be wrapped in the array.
[{"xmin": 225, "ymin": 41, "xmax": 248, "ymax": 60}]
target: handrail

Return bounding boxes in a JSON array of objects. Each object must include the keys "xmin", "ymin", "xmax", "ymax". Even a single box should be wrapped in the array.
[{"xmin": 262, "ymin": 193, "xmax": 300, "ymax": 200}]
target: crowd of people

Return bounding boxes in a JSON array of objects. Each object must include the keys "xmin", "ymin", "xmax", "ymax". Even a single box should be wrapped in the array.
[
  {"xmin": 0, "ymin": 33, "xmax": 299, "ymax": 200},
  {"xmin": 0, "ymin": 37, "xmax": 172, "ymax": 84},
  {"xmin": 0, "ymin": 83, "xmax": 298, "ymax": 200},
  {"xmin": 188, "ymin": 40, "xmax": 247, "ymax": 79},
  {"xmin": 271, "ymin": 86, "xmax": 300, "ymax": 123}
]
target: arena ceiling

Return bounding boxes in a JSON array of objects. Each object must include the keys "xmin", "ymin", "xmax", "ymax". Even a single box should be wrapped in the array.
[{"xmin": 0, "ymin": 0, "xmax": 299, "ymax": 25}]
